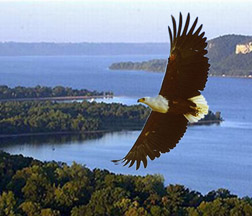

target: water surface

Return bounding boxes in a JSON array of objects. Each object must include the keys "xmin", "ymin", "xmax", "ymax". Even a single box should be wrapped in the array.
[{"xmin": 0, "ymin": 55, "xmax": 252, "ymax": 196}]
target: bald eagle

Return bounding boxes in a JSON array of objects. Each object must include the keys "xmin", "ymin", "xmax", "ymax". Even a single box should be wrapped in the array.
[{"xmin": 112, "ymin": 13, "xmax": 210, "ymax": 170}]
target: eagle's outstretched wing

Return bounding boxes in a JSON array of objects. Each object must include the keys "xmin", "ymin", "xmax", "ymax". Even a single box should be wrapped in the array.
[
  {"xmin": 112, "ymin": 13, "xmax": 209, "ymax": 169},
  {"xmin": 160, "ymin": 13, "xmax": 210, "ymax": 99},
  {"xmin": 112, "ymin": 112, "xmax": 187, "ymax": 169}
]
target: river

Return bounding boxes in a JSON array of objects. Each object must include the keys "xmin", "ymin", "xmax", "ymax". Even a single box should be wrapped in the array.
[{"xmin": 0, "ymin": 55, "xmax": 252, "ymax": 196}]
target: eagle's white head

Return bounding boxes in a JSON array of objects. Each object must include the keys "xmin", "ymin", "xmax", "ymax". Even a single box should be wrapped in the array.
[{"xmin": 137, "ymin": 95, "xmax": 169, "ymax": 113}]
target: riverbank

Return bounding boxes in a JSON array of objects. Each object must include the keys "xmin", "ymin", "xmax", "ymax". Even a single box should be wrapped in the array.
[
  {"xmin": 189, "ymin": 119, "xmax": 222, "ymax": 126},
  {"xmin": 0, "ymin": 130, "xmax": 108, "ymax": 138},
  {"xmin": 0, "ymin": 94, "xmax": 113, "ymax": 102},
  {"xmin": 0, "ymin": 118, "xmax": 223, "ymax": 139},
  {"xmin": 110, "ymin": 66, "xmax": 252, "ymax": 79}
]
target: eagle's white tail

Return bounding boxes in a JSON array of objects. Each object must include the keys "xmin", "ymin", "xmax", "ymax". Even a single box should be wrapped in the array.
[{"xmin": 184, "ymin": 94, "xmax": 209, "ymax": 123}]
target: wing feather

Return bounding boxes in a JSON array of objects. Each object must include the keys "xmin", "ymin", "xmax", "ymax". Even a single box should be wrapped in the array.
[
  {"xmin": 182, "ymin": 13, "xmax": 190, "ymax": 36},
  {"xmin": 171, "ymin": 15, "xmax": 177, "ymax": 40},
  {"xmin": 194, "ymin": 24, "xmax": 203, "ymax": 36},
  {"xmin": 188, "ymin": 17, "xmax": 198, "ymax": 35},
  {"xmin": 168, "ymin": 26, "xmax": 173, "ymax": 45},
  {"xmin": 177, "ymin": 13, "xmax": 183, "ymax": 37}
]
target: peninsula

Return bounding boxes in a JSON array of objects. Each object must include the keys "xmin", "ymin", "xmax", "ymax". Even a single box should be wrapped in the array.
[
  {"xmin": 0, "ymin": 86, "xmax": 222, "ymax": 138},
  {"xmin": 0, "ymin": 85, "xmax": 113, "ymax": 101}
]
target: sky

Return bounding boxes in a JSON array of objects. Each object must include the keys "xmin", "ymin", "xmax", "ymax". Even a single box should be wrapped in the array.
[{"xmin": 0, "ymin": 0, "xmax": 251, "ymax": 43}]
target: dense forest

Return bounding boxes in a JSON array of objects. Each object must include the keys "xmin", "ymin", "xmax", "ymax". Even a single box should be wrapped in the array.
[
  {"xmin": 0, "ymin": 101, "xmax": 148, "ymax": 135},
  {"xmin": 0, "ymin": 100, "xmax": 221, "ymax": 136},
  {"xmin": 0, "ymin": 85, "xmax": 112, "ymax": 100},
  {"xmin": 109, "ymin": 35, "xmax": 252, "ymax": 77},
  {"xmin": 0, "ymin": 151, "xmax": 252, "ymax": 216}
]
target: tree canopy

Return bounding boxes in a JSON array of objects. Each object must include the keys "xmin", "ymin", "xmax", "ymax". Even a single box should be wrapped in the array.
[
  {"xmin": 0, "ymin": 151, "xmax": 252, "ymax": 216},
  {"xmin": 0, "ymin": 100, "xmax": 149, "ymax": 135},
  {"xmin": 0, "ymin": 98, "xmax": 221, "ymax": 136}
]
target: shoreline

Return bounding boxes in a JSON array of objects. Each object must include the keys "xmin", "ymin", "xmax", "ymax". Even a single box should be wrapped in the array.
[
  {"xmin": 0, "ymin": 120, "xmax": 223, "ymax": 139},
  {"xmin": 189, "ymin": 119, "xmax": 222, "ymax": 126},
  {"xmin": 0, "ymin": 130, "xmax": 110, "ymax": 139},
  {"xmin": 209, "ymin": 74, "xmax": 252, "ymax": 79},
  {"xmin": 0, "ymin": 94, "xmax": 113, "ymax": 102},
  {"xmin": 110, "ymin": 68, "xmax": 252, "ymax": 79}
]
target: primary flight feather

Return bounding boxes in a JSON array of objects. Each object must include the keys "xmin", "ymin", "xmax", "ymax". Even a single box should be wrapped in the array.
[{"xmin": 112, "ymin": 13, "xmax": 210, "ymax": 170}]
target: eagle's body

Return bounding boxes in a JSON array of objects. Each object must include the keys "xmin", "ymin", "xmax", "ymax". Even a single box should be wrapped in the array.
[
  {"xmin": 112, "ymin": 13, "xmax": 210, "ymax": 170},
  {"xmin": 139, "ymin": 94, "xmax": 208, "ymax": 123}
]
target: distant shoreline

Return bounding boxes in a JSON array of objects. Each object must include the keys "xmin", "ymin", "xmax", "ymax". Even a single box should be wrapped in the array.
[
  {"xmin": 110, "ymin": 69, "xmax": 252, "ymax": 79},
  {"xmin": 109, "ymin": 67, "xmax": 252, "ymax": 79},
  {"xmin": 209, "ymin": 74, "xmax": 252, "ymax": 79}
]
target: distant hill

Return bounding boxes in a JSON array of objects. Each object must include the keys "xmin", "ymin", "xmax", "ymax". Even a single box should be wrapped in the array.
[
  {"xmin": 109, "ymin": 34, "xmax": 252, "ymax": 77},
  {"xmin": 207, "ymin": 35, "xmax": 252, "ymax": 76},
  {"xmin": 0, "ymin": 42, "xmax": 168, "ymax": 56}
]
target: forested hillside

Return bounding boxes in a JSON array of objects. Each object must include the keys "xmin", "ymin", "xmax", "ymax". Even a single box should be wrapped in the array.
[
  {"xmin": 208, "ymin": 35, "xmax": 252, "ymax": 76},
  {"xmin": 0, "ymin": 151, "xmax": 252, "ymax": 216}
]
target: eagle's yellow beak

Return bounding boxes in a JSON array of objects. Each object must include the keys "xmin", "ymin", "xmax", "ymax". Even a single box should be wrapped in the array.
[{"xmin": 137, "ymin": 98, "xmax": 145, "ymax": 103}]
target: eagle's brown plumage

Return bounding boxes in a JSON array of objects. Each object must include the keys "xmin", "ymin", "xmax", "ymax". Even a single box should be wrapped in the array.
[
  {"xmin": 160, "ymin": 13, "xmax": 209, "ymax": 100},
  {"xmin": 112, "ymin": 13, "xmax": 210, "ymax": 170}
]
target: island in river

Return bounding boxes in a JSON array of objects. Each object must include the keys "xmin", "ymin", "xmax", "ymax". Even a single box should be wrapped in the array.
[
  {"xmin": 0, "ymin": 86, "xmax": 223, "ymax": 137},
  {"xmin": 0, "ymin": 99, "xmax": 222, "ymax": 138}
]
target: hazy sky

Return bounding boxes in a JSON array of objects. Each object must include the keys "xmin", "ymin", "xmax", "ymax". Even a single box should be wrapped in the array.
[{"xmin": 0, "ymin": 0, "xmax": 251, "ymax": 43}]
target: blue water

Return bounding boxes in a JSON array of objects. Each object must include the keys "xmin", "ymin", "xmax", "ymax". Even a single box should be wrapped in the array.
[
  {"xmin": 0, "ymin": 55, "xmax": 252, "ymax": 196},
  {"xmin": 0, "ymin": 55, "xmax": 166, "ymax": 97}
]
